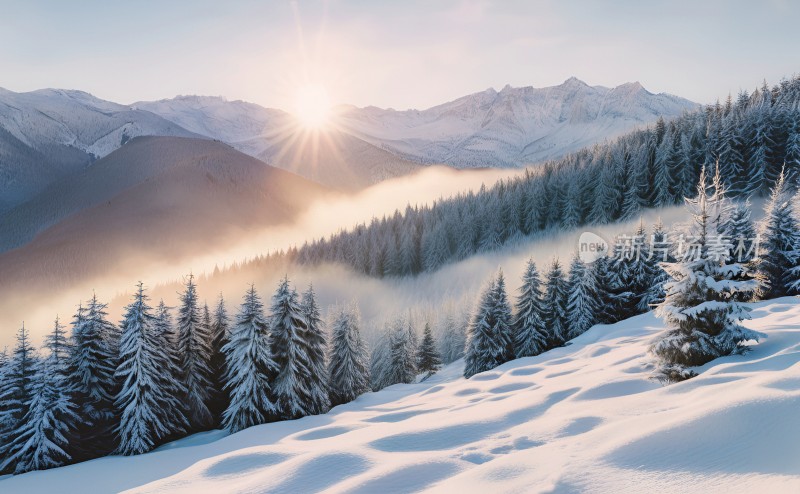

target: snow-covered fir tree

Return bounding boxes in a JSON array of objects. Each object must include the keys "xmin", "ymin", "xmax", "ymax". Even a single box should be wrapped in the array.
[
  {"xmin": 756, "ymin": 169, "xmax": 800, "ymax": 298},
  {"xmin": 176, "ymin": 274, "xmax": 214, "ymax": 431},
  {"xmin": 463, "ymin": 270, "xmax": 513, "ymax": 378},
  {"xmin": 512, "ymin": 259, "xmax": 547, "ymax": 358},
  {"xmin": 541, "ymin": 260, "xmax": 569, "ymax": 349},
  {"xmin": 1, "ymin": 320, "xmax": 79, "ymax": 474},
  {"xmin": 651, "ymin": 168, "xmax": 764, "ymax": 382},
  {"xmin": 115, "ymin": 283, "xmax": 188, "ymax": 455},
  {"xmin": 208, "ymin": 295, "xmax": 230, "ymax": 425},
  {"xmin": 300, "ymin": 285, "xmax": 330, "ymax": 415},
  {"xmin": 327, "ymin": 303, "xmax": 371, "ymax": 407},
  {"xmin": 65, "ymin": 296, "xmax": 119, "ymax": 460},
  {"xmin": 152, "ymin": 301, "xmax": 188, "ymax": 437},
  {"xmin": 269, "ymin": 277, "xmax": 312, "ymax": 420},
  {"xmin": 369, "ymin": 330, "xmax": 392, "ymax": 392},
  {"xmin": 728, "ymin": 201, "xmax": 757, "ymax": 264},
  {"xmin": 566, "ymin": 255, "xmax": 599, "ymax": 340},
  {"xmin": 416, "ymin": 322, "xmax": 442, "ymax": 377},
  {"xmin": 222, "ymin": 285, "xmax": 278, "ymax": 433},
  {"xmin": 387, "ymin": 318, "xmax": 417, "ymax": 385},
  {"xmin": 0, "ymin": 324, "xmax": 37, "ymax": 473},
  {"xmin": 641, "ymin": 219, "xmax": 672, "ymax": 309},
  {"xmin": 438, "ymin": 311, "xmax": 467, "ymax": 364}
]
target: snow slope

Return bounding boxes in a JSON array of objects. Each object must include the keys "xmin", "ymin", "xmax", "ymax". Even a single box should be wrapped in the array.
[
  {"xmin": 336, "ymin": 77, "xmax": 698, "ymax": 168},
  {"xmin": 0, "ymin": 88, "xmax": 202, "ymax": 211},
  {"xmin": 3, "ymin": 297, "xmax": 799, "ymax": 493}
]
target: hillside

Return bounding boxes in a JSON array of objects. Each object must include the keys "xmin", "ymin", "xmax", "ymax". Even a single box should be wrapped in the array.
[
  {"xmin": 336, "ymin": 77, "xmax": 697, "ymax": 168},
  {"xmin": 0, "ymin": 88, "xmax": 200, "ymax": 211},
  {"xmin": 0, "ymin": 136, "xmax": 331, "ymax": 314},
  {"xmin": 2, "ymin": 297, "xmax": 797, "ymax": 493}
]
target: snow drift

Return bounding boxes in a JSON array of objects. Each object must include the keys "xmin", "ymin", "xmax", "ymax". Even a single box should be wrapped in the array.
[{"xmin": 2, "ymin": 297, "xmax": 798, "ymax": 493}]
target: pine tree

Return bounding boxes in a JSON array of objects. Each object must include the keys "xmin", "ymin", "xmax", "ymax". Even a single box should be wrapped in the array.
[
  {"xmin": 300, "ymin": 285, "xmax": 330, "ymax": 415},
  {"xmin": 651, "ymin": 169, "xmax": 764, "ymax": 382},
  {"xmin": 387, "ymin": 318, "xmax": 417, "ymax": 385},
  {"xmin": 115, "ymin": 283, "xmax": 187, "ymax": 455},
  {"xmin": 269, "ymin": 277, "xmax": 312, "ymax": 420},
  {"xmin": 513, "ymin": 259, "xmax": 548, "ymax": 358},
  {"xmin": 176, "ymin": 275, "xmax": 214, "ymax": 431},
  {"xmin": 416, "ymin": 322, "xmax": 442, "ymax": 377},
  {"xmin": 438, "ymin": 312, "xmax": 466, "ymax": 364},
  {"xmin": 208, "ymin": 295, "xmax": 230, "ymax": 425},
  {"xmin": 66, "ymin": 296, "xmax": 119, "ymax": 460},
  {"xmin": 755, "ymin": 169, "xmax": 800, "ymax": 298},
  {"xmin": 222, "ymin": 285, "xmax": 278, "ymax": 433},
  {"xmin": 152, "ymin": 301, "xmax": 188, "ymax": 436},
  {"xmin": 541, "ymin": 259, "xmax": 569, "ymax": 348},
  {"xmin": 328, "ymin": 303, "xmax": 371, "ymax": 407},
  {"xmin": 463, "ymin": 270, "xmax": 513, "ymax": 378},
  {"xmin": 0, "ymin": 324, "xmax": 38, "ymax": 473},
  {"xmin": 641, "ymin": 219, "xmax": 672, "ymax": 309},
  {"xmin": 566, "ymin": 255, "xmax": 599, "ymax": 340},
  {"xmin": 1, "ymin": 320, "xmax": 79, "ymax": 473}
]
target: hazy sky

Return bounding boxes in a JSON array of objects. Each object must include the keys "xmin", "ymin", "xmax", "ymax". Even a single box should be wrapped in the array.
[{"xmin": 1, "ymin": 0, "xmax": 799, "ymax": 111}]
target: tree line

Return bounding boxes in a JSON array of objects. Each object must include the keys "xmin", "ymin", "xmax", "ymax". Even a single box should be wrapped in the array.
[
  {"xmin": 0, "ymin": 276, "xmax": 374, "ymax": 474},
  {"xmin": 461, "ymin": 163, "xmax": 799, "ymax": 381}
]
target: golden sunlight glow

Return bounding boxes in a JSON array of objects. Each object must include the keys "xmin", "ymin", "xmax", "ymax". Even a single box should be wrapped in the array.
[{"xmin": 294, "ymin": 83, "xmax": 332, "ymax": 129}]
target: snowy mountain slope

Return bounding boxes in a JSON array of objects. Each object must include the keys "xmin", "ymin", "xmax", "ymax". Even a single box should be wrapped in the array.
[
  {"xmin": 133, "ymin": 95, "xmax": 292, "ymax": 155},
  {"xmin": 0, "ymin": 87, "xmax": 201, "ymax": 211},
  {"xmin": 336, "ymin": 78, "xmax": 698, "ymax": 168},
  {"xmin": 4, "ymin": 297, "xmax": 798, "ymax": 494},
  {"xmin": 0, "ymin": 136, "xmax": 332, "ymax": 297},
  {"xmin": 136, "ymin": 96, "xmax": 424, "ymax": 190}
]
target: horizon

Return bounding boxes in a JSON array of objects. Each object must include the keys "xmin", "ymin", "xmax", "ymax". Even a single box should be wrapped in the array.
[{"xmin": 2, "ymin": 0, "xmax": 799, "ymax": 113}]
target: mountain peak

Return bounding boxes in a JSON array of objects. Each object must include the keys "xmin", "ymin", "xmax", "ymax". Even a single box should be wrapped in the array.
[{"xmin": 562, "ymin": 76, "xmax": 588, "ymax": 87}]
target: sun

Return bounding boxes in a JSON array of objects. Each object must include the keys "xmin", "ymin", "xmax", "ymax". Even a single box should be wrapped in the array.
[{"xmin": 294, "ymin": 83, "xmax": 332, "ymax": 129}]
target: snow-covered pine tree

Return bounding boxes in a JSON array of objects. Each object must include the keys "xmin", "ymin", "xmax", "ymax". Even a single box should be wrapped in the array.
[
  {"xmin": 269, "ymin": 277, "xmax": 312, "ymax": 420},
  {"xmin": 566, "ymin": 255, "xmax": 599, "ymax": 340},
  {"xmin": 300, "ymin": 285, "xmax": 330, "ymax": 415},
  {"xmin": 651, "ymin": 168, "xmax": 764, "ymax": 382},
  {"xmin": 66, "ymin": 296, "xmax": 119, "ymax": 460},
  {"xmin": 541, "ymin": 259, "xmax": 569, "ymax": 349},
  {"xmin": 755, "ymin": 169, "xmax": 800, "ymax": 299},
  {"xmin": 153, "ymin": 301, "xmax": 188, "ymax": 437},
  {"xmin": 386, "ymin": 318, "xmax": 417, "ymax": 385},
  {"xmin": 463, "ymin": 270, "xmax": 513, "ymax": 378},
  {"xmin": 176, "ymin": 275, "xmax": 214, "ymax": 431},
  {"xmin": 116, "ymin": 283, "xmax": 187, "ymax": 456},
  {"xmin": 513, "ymin": 259, "xmax": 548, "ymax": 358},
  {"xmin": 438, "ymin": 311, "xmax": 466, "ymax": 364},
  {"xmin": 208, "ymin": 295, "xmax": 230, "ymax": 425},
  {"xmin": 0, "ymin": 324, "xmax": 38, "ymax": 473},
  {"xmin": 491, "ymin": 270, "xmax": 515, "ymax": 362},
  {"xmin": 417, "ymin": 322, "xmax": 442, "ymax": 377},
  {"xmin": 369, "ymin": 329, "xmax": 392, "ymax": 392},
  {"xmin": 728, "ymin": 201, "xmax": 757, "ymax": 263},
  {"xmin": 641, "ymin": 219, "xmax": 672, "ymax": 309},
  {"xmin": 1, "ymin": 320, "xmax": 79, "ymax": 474},
  {"xmin": 327, "ymin": 303, "xmax": 371, "ymax": 407},
  {"xmin": 221, "ymin": 285, "xmax": 278, "ymax": 433}
]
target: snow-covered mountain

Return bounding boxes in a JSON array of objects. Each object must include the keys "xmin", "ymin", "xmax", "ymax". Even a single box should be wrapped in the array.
[
  {"xmin": 336, "ymin": 77, "xmax": 698, "ymax": 167},
  {"xmin": 0, "ymin": 87, "xmax": 200, "ymax": 211},
  {"xmin": 135, "ymin": 96, "xmax": 424, "ymax": 191},
  {"xmin": 3, "ymin": 296, "xmax": 798, "ymax": 493}
]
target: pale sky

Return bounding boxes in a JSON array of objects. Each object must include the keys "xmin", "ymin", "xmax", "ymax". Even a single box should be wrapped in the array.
[{"xmin": 1, "ymin": 0, "xmax": 799, "ymax": 111}]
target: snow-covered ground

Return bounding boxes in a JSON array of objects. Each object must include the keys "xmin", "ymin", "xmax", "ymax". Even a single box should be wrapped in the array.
[{"xmin": 3, "ymin": 298, "xmax": 800, "ymax": 494}]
